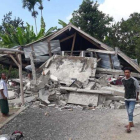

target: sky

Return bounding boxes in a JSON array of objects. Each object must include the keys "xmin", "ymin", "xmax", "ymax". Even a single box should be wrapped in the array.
[{"xmin": 0, "ymin": 0, "xmax": 140, "ymax": 32}]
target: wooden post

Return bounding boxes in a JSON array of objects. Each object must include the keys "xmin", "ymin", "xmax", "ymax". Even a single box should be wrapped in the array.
[
  {"xmin": 94, "ymin": 52, "xmax": 98, "ymax": 59},
  {"xmin": 30, "ymin": 52, "xmax": 37, "ymax": 84},
  {"xmin": 6, "ymin": 65, "xmax": 12, "ymax": 81},
  {"xmin": 81, "ymin": 51, "xmax": 85, "ymax": 57},
  {"xmin": 71, "ymin": 33, "xmax": 76, "ymax": 56},
  {"xmin": 48, "ymin": 41, "xmax": 52, "ymax": 57},
  {"xmin": 62, "ymin": 51, "xmax": 65, "ymax": 56},
  {"xmin": 90, "ymin": 52, "xmax": 93, "ymax": 57},
  {"xmin": 115, "ymin": 47, "xmax": 119, "ymax": 56},
  {"xmin": 109, "ymin": 54, "xmax": 114, "ymax": 69},
  {"xmin": 18, "ymin": 54, "xmax": 24, "ymax": 105}
]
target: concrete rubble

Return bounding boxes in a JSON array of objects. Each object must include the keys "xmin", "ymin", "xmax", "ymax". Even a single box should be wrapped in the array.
[{"xmin": 7, "ymin": 55, "xmax": 140, "ymax": 110}]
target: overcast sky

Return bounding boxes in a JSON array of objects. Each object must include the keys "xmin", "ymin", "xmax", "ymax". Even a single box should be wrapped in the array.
[{"xmin": 0, "ymin": 0, "xmax": 139, "ymax": 31}]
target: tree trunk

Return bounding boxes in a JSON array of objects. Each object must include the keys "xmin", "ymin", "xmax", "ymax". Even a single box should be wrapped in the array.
[
  {"xmin": 33, "ymin": 8, "xmax": 38, "ymax": 34},
  {"xmin": 41, "ymin": 10, "xmax": 43, "ymax": 17},
  {"xmin": 34, "ymin": 17, "xmax": 38, "ymax": 34}
]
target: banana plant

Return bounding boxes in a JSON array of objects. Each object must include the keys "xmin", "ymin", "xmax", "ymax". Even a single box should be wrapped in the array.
[{"xmin": 0, "ymin": 23, "xmax": 45, "ymax": 48}]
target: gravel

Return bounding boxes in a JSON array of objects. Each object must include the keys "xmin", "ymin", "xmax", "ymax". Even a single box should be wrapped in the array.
[{"xmin": 1, "ymin": 105, "xmax": 140, "ymax": 140}]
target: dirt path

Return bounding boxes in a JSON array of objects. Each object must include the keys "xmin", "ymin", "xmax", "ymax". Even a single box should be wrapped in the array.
[
  {"xmin": 0, "ymin": 107, "xmax": 19, "ymax": 126},
  {"xmin": 1, "ymin": 105, "xmax": 140, "ymax": 140}
]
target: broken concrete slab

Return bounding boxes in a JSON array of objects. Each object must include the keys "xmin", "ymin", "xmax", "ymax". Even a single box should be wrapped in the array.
[
  {"xmin": 60, "ymin": 87, "xmax": 114, "ymax": 95},
  {"xmin": 114, "ymin": 101, "xmax": 125, "ymax": 109},
  {"xmin": 77, "ymin": 89, "xmax": 113, "ymax": 95},
  {"xmin": 100, "ymin": 85, "xmax": 124, "ymax": 96},
  {"xmin": 8, "ymin": 90, "xmax": 15, "ymax": 98},
  {"xmin": 70, "ymin": 80, "xmax": 83, "ymax": 88},
  {"xmin": 84, "ymin": 81, "xmax": 96, "ymax": 90},
  {"xmin": 98, "ymin": 95, "xmax": 106, "ymax": 105},
  {"xmin": 58, "ymin": 100, "xmax": 67, "ymax": 106},
  {"xmin": 104, "ymin": 100, "xmax": 112, "ymax": 106},
  {"xmin": 106, "ymin": 95, "xmax": 124, "ymax": 101},
  {"xmin": 43, "ymin": 55, "xmax": 97, "ymax": 85},
  {"xmin": 50, "ymin": 75, "xmax": 58, "ymax": 82},
  {"xmin": 68, "ymin": 92, "xmax": 99, "ymax": 106},
  {"xmin": 97, "ymin": 75, "xmax": 108, "ymax": 87}
]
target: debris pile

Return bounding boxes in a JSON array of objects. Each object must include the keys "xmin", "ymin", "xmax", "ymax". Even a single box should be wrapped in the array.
[{"xmin": 26, "ymin": 55, "xmax": 127, "ymax": 110}]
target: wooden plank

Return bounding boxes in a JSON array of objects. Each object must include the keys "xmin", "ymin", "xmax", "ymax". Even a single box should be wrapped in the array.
[
  {"xmin": 9, "ymin": 55, "xmax": 19, "ymax": 67},
  {"xmin": 60, "ymin": 34, "xmax": 75, "ymax": 43},
  {"xmin": 109, "ymin": 54, "xmax": 114, "ymax": 69},
  {"xmin": 87, "ymin": 49, "xmax": 116, "ymax": 54},
  {"xmin": 18, "ymin": 54, "xmax": 24, "ymax": 105},
  {"xmin": 96, "ymin": 68, "xmax": 140, "ymax": 78},
  {"xmin": 0, "ymin": 48, "xmax": 24, "ymax": 53},
  {"xmin": 118, "ymin": 50, "xmax": 140, "ymax": 73},
  {"xmin": 70, "ymin": 33, "xmax": 76, "ymax": 56},
  {"xmin": 47, "ymin": 25, "xmax": 69, "ymax": 41},
  {"xmin": 31, "ymin": 45, "xmax": 34, "ymax": 51}
]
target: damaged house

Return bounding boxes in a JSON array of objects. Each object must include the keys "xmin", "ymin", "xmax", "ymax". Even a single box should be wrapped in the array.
[{"xmin": 0, "ymin": 23, "xmax": 140, "ymax": 109}]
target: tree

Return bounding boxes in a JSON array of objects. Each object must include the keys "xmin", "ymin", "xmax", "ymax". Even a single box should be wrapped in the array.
[
  {"xmin": 38, "ymin": 0, "xmax": 43, "ymax": 17},
  {"xmin": 71, "ymin": 0, "xmax": 113, "ymax": 41},
  {"xmin": 0, "ymin": 12, "xmax": 24, "ymax": 34},
  {"xmin": 41, "ymin": 16, "xmax": 45, "ymax": 30},
  {"xmin": 22, "ymin": 0, "xmax": 39, "ymax": 34},
  {"xmin": 105, "ymin": 13, "xmax": 140, "ymax": 62},
  {"xmin": 0, "ymin": 23, "xmax": 45, "ymax": 48}
]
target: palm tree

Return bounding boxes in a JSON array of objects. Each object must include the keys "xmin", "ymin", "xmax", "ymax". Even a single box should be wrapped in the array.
[
  {"xmin": 22, "ymin": 0, "xmax": 38, "ymax": 34},
  {"xmin": 38, "ymin": 0, "xmax": 50, "ymax": 17},
  {"xmin": 38, "ymin": 0, "xmax": 43, "ymax": 17}
]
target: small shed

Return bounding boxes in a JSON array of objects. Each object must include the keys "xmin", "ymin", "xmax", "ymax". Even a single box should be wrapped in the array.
[{"xmin": 22, "ymin": 23, "xmax": 140, "ymax": 74}]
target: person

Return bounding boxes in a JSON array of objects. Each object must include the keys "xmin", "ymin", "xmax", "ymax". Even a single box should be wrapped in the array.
[
  {"xmin": 25, "ymin": 65, "xmax": 32, "ymax": 80},
  {"xmin": 121, "ymin": 67, "xmax": 139, "ymax": 133},
  {"xmin": 0, "ymin": 73, "xmax": 9, "ymax": 117}
]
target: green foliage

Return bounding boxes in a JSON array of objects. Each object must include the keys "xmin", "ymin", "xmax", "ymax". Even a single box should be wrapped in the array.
[
  {"xmin": 58, "ymin": 19, "xmax": 67, "ymax": 28},
  {"xmin": 0, "ymin": 23, "xmax": 45, "ymax": 48},
  {"xmin": 105, "ymin": 13, "xmax": 140, "ymax": 62},
  {"xmin": 0, "ymin": 65, "xmax": 18, "ymax": 78},
  {"xmin": 71, "ymin": 0, "xmax": 113, "ymax": 41},
  {"xmin": 45, "ymin": 26, "xmax": 57, "ymax": 36},
  {"xmin": 22, "ymin": 0, "xmax": 39, "ymax": 33},
  {"xmin": 41, "ymin": 16, "xmax": 46, "ymax": 30},
  {"xmin": 0, "ymin": 12, "xmax": 25, "ymax": 35}
]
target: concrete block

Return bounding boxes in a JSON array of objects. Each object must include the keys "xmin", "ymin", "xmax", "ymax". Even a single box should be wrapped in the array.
[
  {"xmin": 98, "ymin": 95, "xmax": 106, "ymax": 105},
  {"xmin": 59, "ymin": 100, "xmax": 67, "ymax": 106},
  {"xmin": 68, "ymin": 92, "xmax": 99, "ymax": 106},
  {"xmin": 85, "ymin": 82, "xmax": 96, "ymax": 90},
  {"xmin": 104, "ymin": 100, "xmax": 112, "ymax": 106},
  {"xmin": 50, "ymin": 75, "xmax": 58, "ymax": 82}
]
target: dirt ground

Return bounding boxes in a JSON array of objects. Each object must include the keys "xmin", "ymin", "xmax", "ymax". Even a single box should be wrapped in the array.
[
  {"xmin": 0, "ymin": 107, "xmax": 19, "ymax": 125},
  {"xmin": 1, "ymin": 105, "xmax": 140, "ymax": 140}
]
